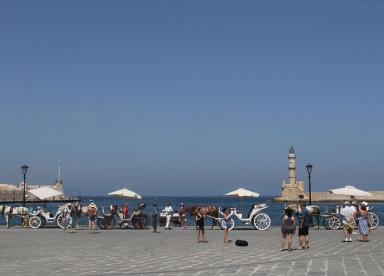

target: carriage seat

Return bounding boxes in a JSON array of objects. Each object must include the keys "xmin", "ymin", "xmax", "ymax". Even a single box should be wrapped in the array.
[
  {"xmin": 247, "ymin": 204, "xmax": 266, "ymax": 218},
  {"xmin": 40, "ymin": 208, "xmax": 54, "ymax": 218},
  {"xmin": 247, "ymin": 205, "xmax": 256, "ymax": 218}
]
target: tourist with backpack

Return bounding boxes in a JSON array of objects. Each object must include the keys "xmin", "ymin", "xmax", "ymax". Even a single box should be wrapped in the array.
[{"xmin": 87, "ymin": 202, "xmax": 97, "ymax": 232}]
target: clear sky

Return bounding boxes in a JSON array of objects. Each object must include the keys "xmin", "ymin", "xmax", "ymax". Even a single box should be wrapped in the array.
[{"xmin": 0, "ymin": 1, "xmax": 383, "ymax": 196}]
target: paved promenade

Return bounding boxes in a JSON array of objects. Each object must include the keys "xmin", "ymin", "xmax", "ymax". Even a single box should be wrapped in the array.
[{"xmin": 0, "ymin": 226, "xmax": 383, "ymax": 276}]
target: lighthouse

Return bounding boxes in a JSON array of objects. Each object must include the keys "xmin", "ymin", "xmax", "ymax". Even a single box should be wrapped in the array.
[
  {"xmin": 288, "ymin": 146, "xmax": 296, "ymax": 185},
  {"xmin": 281, "ymin": 146, "xmax": 305, "ymax": 200}
]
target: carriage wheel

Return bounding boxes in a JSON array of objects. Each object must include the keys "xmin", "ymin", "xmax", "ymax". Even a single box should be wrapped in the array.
[
  {"xmin": 159, "ymin": 217, "xmax": 165, "ymax": 227},
  {"xmin": 107, "ymin": 219, "xmax": 115, "ymax": 230},
  {"xmin": 253, "ymin": 213, "xmax": 271, "ymax": 231},
  {"xmin": 132, "ymin": 214, "xmax": 149, "ymax": 229},
  {"xmin": 327, "ymin": 216, "xmax": 341, "ymax": 230},
  {"xmin": 220, "ymin": 218, "xmax": 235, "ymax": 231},
  {"xmin": 323, "ymin": 217, "xmax": 330, "ymax": 229},
  {"xmin": 368, "ymin": 212, "xmax": 379, "ymax": 230},
  {"xmin": 142, "ymin": 214, "xmax": 149, "ymax": 228},
  {"xmin": 97, "ymin": 218, "xmax": 106, "ymax": 229},
  {"xmin": 56, "ymin": 213, "xmax": 66, "ymax": 229},
  {"xmin": 29, "ymin": 216, "xmax": 42, "ymax": 229}
]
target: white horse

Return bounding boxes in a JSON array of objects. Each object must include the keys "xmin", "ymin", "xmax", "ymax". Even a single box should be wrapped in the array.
[{"xmin": 0, "ymin": 205, "xmax": 29, "ymax": 228}]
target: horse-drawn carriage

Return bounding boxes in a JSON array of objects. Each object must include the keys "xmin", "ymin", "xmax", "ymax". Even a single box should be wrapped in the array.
[
  {"xmin": 97, "ymin": 203, "xmax": 149, "ymax": 230},
  {"xmin": 218, "ymin": 204, "xmax": 271, "ymax": 231},
  {"xmin": 28, "ymin": 206, "xmax": 66, "ymax": 229},
  {"xmin": 322, "ymin": 205, "xmax": 380, "ymax": 230},
  {"xmin": 295, "ymin": 204, "xmax": 380, "ymax": 231}
]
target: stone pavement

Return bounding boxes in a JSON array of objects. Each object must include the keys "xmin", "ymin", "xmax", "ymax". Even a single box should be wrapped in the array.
[{"xmin": 0, "ymin": 226, "xmax": 383, "ymax": 276}]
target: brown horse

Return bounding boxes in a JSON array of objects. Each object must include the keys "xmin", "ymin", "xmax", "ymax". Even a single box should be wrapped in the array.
[
  {"xmin": 306, "ymin": 205, "xmax": 321, "ymax": 229},
  {"xmin": 184, "ymin": 206, "xmax": 219, "ymax": 229}
]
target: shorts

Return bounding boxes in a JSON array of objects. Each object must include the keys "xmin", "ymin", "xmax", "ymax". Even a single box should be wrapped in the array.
[
  {"xmin": 89, "ymin": 215, "xmax": 96, "ymax": 222},
  {"xmin": 222, "ymin": 220, "xmax": 232, "ymax": 230},
  {"xmin": 299, "ymin": 226, "xmax": 309, "ymax": 236},
  {"xmin": 343, "ymin": 224, "xmax": 353, "ymax": 234},
  {"xmin": 282, "ymin": 225, "xmax": 295, "ymax": 236},
  {"xmin": 197, "ymin": 222, "xmax": 204, "ymax": 233}
]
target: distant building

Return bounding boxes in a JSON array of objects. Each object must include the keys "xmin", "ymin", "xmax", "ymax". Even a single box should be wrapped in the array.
[{"xmin": 0, "ymin": 180, "xmax": 64, "ymax": 201}]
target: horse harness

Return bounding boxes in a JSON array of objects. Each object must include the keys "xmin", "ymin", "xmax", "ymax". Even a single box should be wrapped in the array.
[{"xmin": 0, "ymin": 205, "xmax": 13, "ymax": 216}]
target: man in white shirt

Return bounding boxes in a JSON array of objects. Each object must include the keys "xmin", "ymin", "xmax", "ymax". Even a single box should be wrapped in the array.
[
  {"xmin": 340, "ymin": 201, "xmax": 355, "ymax": 242},
  {"xmin": 163, "ymin": 203, "xmax": 174, "ymax": 230}
]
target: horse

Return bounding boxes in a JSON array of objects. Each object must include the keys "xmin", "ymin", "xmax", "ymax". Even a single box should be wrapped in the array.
[
  {"xmin": 0, "ymin": 205, "xmax": 29, "ymax": 228},
  {"xmin": 184, "ymin": 206, "xmax": 219, "ymax": 229},
  {"xmin": 301, "ymin": 205, "xmax": 321, "ymax": 229}
]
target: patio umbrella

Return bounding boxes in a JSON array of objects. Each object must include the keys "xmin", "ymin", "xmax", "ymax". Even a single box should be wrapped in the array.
[
  {"xmin": 328, "ymin": 185, "xmax": 372, "ymax": 198},
  {"xmin": 28, "ymin": 186, "xmax": 64, "ymax": 200},
  {"xmin": 225, "ymin": 188, "xmax": 260, "ymax": 198},
  {"xmin": 108, "ymin": 188, "xmax": 142, "ymax": 199}
]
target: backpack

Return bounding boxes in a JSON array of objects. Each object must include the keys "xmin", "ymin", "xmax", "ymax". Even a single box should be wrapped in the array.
[
  {"xmin": 88, "ymin": 207, "xmax": 96, "ymax": 216},
  {"xmin": 235, "ymin": 240, "xmax": 248, "ymax": 247}
]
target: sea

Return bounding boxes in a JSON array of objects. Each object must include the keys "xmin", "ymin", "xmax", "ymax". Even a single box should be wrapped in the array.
[{"xmin": 2, "ymin": 196, "xmax": 384, "ymax": 227}]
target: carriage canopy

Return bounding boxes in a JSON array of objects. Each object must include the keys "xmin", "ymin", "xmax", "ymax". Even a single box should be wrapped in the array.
[
  {"xmin": 328, "ymin": 185, "xmax": 372, "ymax": 197},
  {"xmin": 28, "ymin": 186, "xmax": 63, "ymax": 200},
  {"xmin": 225, "ymin": 188, "xmax": 260, "ymax": 198},
  {"xmin": 108, "ymin": 188, "xmax": 142, "ymax": 199}
]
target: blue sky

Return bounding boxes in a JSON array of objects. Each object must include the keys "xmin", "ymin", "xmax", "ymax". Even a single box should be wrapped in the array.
[{"xmin": 0, "ymin": 1, "xmax": 383, "ymax": 196}]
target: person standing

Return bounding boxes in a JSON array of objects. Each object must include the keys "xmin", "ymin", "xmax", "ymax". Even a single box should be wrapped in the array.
[
  {"xmin": 152, "ymin": 204, "xmax": 159, "ymax": 233},
  {"xmin": 72, "ymin": 201, "xmax": 81, "ymax": 230},
  {"xmin": 64, "ymin": 203, "xmax": 73, "ymax": 232},
  {"xmin": 340, "ymin": 201, "xmax": 354, "ymax": 242},
  {"xmin": 357, "ymin": 202, "xmax": 370, "ymax": 242},
  {"xmin": 196, "ymin": 209, "xmax": 206, "ymax": 242},
  {"xmin": 222, "ymin": 208, "xmax": 232, "ymax": 243},
  {"xmin": 122, "ymin": 203, "xmax": 129, "ymax": 219},
  {"xmin": 179, "ymin": 203, "xmax": 186, "ymax": 229},
  {"xmin": 281, "ymin": 208, "xmax": 295, "ymax": 251},
  {"xmin": 298, "ymin": 201, "xmax": 310, "ymax": 250},
  {"xmin": 87, "ymin": 202, "xmax": 97, "ymax": 233},
  {"xmin": 163, "ymin": 203, "xmax": 174, "ymax": 230}
]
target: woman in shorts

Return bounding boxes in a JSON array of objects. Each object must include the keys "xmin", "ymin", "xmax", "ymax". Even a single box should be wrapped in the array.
[
  {"xmin": 222, "ymin": 208, "xmax": 232, "ymax": 243},
  {"xmin": 281, "ymin": 208, "xmax": 296, "ymax": 251},
  {"xmin": 195, "ymin": 209, "xmax": 206, "ymax": 242}
]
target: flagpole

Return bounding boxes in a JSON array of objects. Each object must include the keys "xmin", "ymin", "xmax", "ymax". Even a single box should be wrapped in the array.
[{"xmin": 58, "ymin": 160, "xmax": 61, "ymax": 182}]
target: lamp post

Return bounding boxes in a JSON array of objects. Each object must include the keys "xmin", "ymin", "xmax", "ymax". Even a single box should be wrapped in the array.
[
  {"xmin": 306, "ymin": 163, "xmax": 313, "ymax": 205},
  {"xmin": 21, "ymin": 164, "xmax": 29, "ymax": 207}
]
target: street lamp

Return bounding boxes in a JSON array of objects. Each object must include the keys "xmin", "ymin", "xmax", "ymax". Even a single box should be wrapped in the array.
[
  {"xmin": 306, "ymin": 163, "xmax": 313, "ymax": 205},
  {"xmin": 21, "ymin": 164, "xmax": 29, "ymax": 207}
]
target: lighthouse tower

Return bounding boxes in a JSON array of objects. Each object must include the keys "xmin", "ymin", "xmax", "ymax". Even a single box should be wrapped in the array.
[
  {"xmin": 281, "ymin": 146, "xmax": 305, "ymax": 200},
  {"xmin": 288, "ymin": 146, "xmax": 296, "ymax": 185}
]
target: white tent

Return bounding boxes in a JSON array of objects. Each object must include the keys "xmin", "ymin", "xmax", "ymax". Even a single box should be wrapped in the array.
[
  {"xmin": 108, "ymin": 188, "xmax": 142, "ymax": 199},
  {"xmin": 225, "ymin": 188, "xmax": 260, "ymax": 198},
  {"xmin": 328, "ymin": 185, "xmax": 372, "ymax": 197},
  {"xmin": 28, "ymin": 186, "xmax": 63, "ymax": 200}
]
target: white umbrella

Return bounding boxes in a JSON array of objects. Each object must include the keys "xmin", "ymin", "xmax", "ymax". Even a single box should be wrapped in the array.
[
  {"xmin": 28, "ymin": 186, "xmax": 63, "ymax": 200},
  {"xmin": 225, "ymin": 188, "xmax": 260, "ymax": 198},
  {"xmin": 108, "ymin": 188, "xmax": 142, "ymax": 199},
  {"xmin": 328, "ymin": 185, "xmax": 372, "ymax": 197}
]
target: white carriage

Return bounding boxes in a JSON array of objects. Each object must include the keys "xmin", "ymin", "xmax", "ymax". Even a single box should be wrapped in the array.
[
  {"xmin": 218, "ymin": 204, "xmax": 271, "ymax": 231},
  {"xmin": 28, "ymin": 206, "xmax": 66, "ymax": 229}
]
